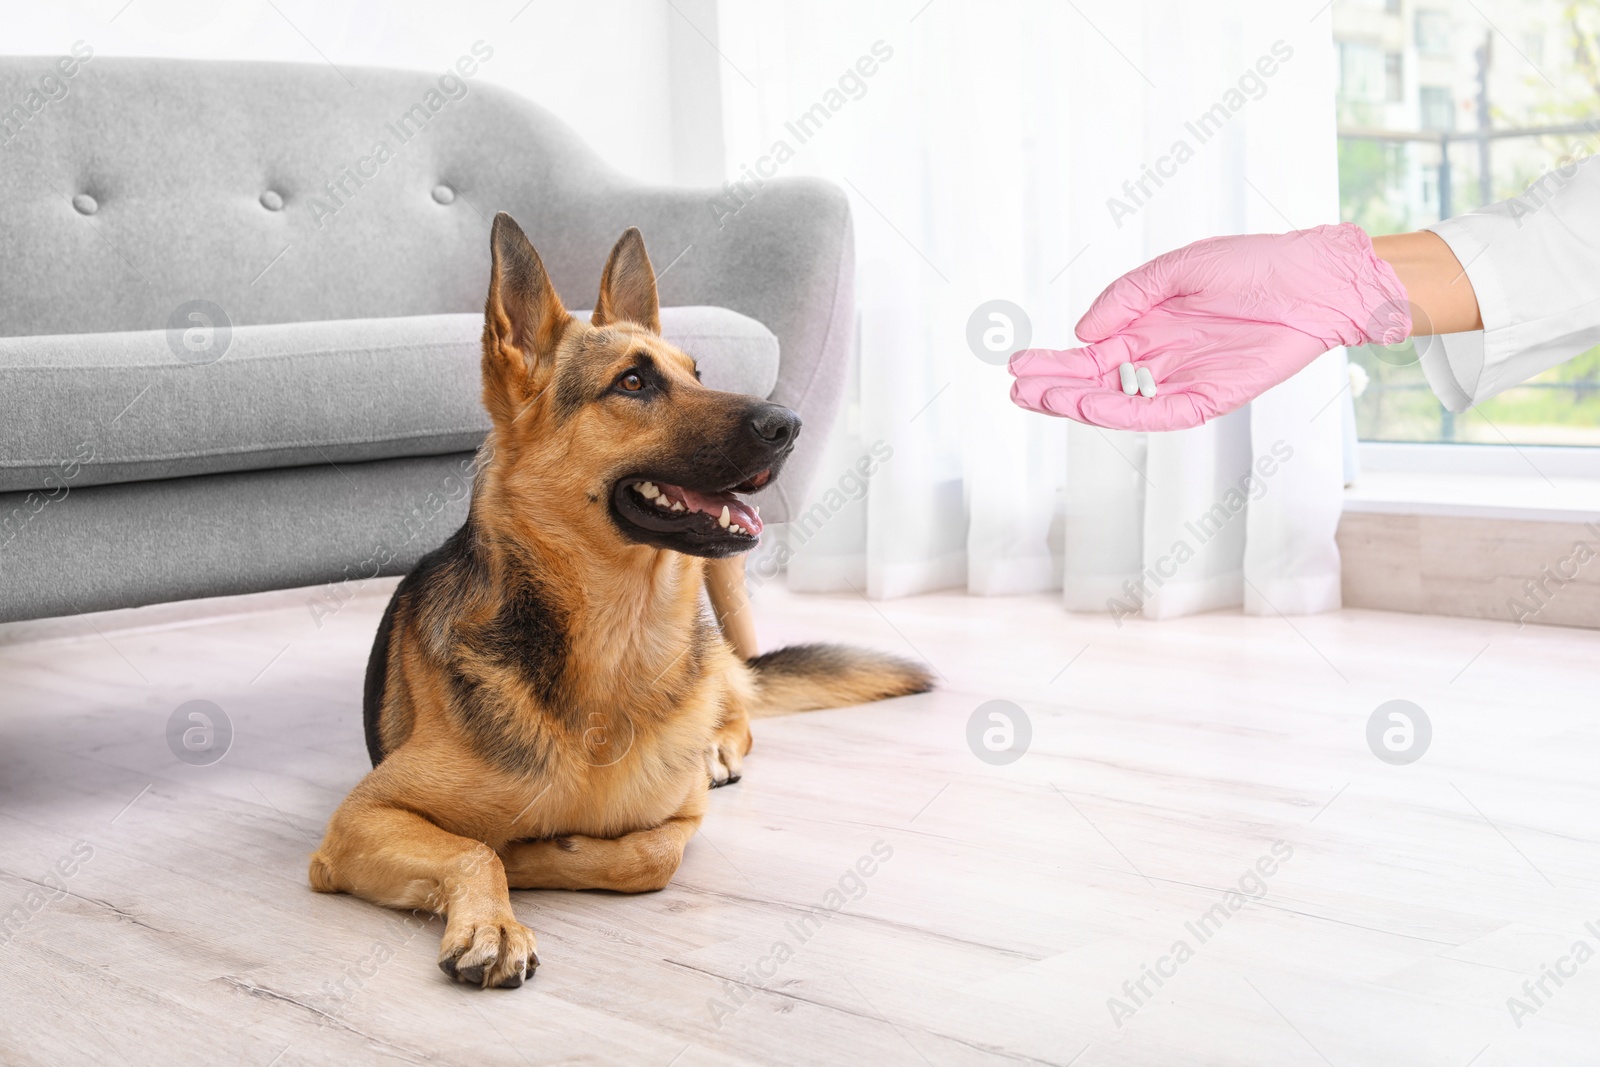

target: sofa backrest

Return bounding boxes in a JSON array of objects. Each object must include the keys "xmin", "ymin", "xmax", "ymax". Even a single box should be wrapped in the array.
[
  {"xmin": 0, "ymin": 51, "xmax": 637, "ymax": 337},
  {"xmin": 0, "ymin": 53, "xmax": 859, "ymax": 529}
]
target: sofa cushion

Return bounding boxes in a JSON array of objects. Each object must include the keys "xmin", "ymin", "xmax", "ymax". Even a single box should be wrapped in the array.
[{"xmin": 0, "ymin": 306, "xmax": 779, "ymax": 493}]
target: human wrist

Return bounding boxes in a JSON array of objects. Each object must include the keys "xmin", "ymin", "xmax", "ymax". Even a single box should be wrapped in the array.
[{"xmin": 1371, "ymin": 230, "xmax": 1483, "ymax": 336}]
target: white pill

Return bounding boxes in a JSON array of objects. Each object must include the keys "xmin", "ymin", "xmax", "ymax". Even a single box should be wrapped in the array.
[
  {"xmin": 1135, "ymin": 366, "xmax": 1157, "ymax": 398},
  {"xmin": 1118, "ymin": 362, "xmax": 1138, "ymax": 396}
]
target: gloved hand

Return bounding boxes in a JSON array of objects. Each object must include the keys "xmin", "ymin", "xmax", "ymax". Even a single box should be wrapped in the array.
[{"xmin": 1008, "ymin": 223, "xmax": 1412, "ymax": 431}]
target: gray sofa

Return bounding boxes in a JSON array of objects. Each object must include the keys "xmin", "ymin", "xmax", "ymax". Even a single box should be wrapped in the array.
[{"xmin": 0, "ymin": 56, "xmax": 855, "ymax": 624}]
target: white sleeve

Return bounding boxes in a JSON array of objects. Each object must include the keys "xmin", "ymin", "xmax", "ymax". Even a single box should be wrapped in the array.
[{"xmin": 1421, "ymin": 151, "xmax": 1600, "ymax": 412}]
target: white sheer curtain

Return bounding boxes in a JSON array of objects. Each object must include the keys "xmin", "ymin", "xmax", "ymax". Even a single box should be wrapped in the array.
[{"xmin": 719, "ymin": 0, "xmax": 1347, "ymax": 618}]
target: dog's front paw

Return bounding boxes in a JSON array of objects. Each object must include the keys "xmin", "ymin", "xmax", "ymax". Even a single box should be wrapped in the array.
[
  {"xmin": 705, "ymin": 713, "xmax": 752, "ymax": 788},
  {"xmin": 438, "ymin": 913, "xmax": 539, "ymax": 989}
]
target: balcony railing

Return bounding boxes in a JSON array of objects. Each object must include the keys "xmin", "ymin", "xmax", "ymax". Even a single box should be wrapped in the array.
[{"xmin": 1337, "ymin": 119, "xmax": 1600, "ymax": 219}]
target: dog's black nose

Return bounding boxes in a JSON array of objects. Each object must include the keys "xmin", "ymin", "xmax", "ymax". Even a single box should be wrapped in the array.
[{"xmin": 749, "ymin": 405, "xmax": 801, "ymax": 449}]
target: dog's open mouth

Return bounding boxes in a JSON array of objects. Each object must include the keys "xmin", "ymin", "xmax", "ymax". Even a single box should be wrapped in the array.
[{"xmin": 612, "ymin": 469, "xmax": 771, "ymax": 545}]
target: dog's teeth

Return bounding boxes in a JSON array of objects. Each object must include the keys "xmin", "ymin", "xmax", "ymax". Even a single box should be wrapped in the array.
[
  {"xmin": 656, "ymin": 495, "xmax": 671, "ymax": 508},
  {"xmin": 671, "ymin": 501, "xmax": 685, "ymax": 511},
  {"xmin": 639, "ymin": 482, "xmax": 660, "ymax": 499},
  {"xmin": 718, "ymin": 506, "xmax": 731, "ymax": 529},
  {"xmin": 753, "ymin": 506, "xmax": 760, "ymax": 517},
  {"xmin": 731, "ymin": 523, "xmax": 743, "ymax": 534}
]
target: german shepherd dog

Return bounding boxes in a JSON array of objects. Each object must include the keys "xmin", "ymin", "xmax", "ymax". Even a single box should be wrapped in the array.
[{"xmin": 309, "ymin": 214, "xmax": 932, "ymax": 988}]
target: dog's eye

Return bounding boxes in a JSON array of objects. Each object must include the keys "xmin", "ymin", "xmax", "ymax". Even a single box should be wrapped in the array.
[{"xmin": 619, "ymin": 372, "xmax": 644, "ymax": 392}]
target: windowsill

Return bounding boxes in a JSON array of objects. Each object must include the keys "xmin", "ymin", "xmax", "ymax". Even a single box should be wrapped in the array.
[
  {"xmin": 1345, "ymin": 442, "xmax": 1600, "ymax": 524},
  {"xmin": 1345, "ymin": 471, "xmax": 1600, "ymax": 524}
]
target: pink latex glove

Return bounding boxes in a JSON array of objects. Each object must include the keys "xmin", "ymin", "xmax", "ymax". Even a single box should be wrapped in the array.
[{"xmin": 1008, "ymin": 223, "xmax": 1412, "ymax": 431}]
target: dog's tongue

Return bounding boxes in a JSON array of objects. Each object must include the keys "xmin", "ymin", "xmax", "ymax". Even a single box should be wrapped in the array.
[{"xmin": 679, "ymin": 487, "xmax": 763, "ymax": 535}]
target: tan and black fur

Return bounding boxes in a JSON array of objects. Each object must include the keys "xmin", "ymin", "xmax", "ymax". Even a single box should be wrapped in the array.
[{"xmin": 308, "ymin": 214, "xmax": 932, "ymax": 988}]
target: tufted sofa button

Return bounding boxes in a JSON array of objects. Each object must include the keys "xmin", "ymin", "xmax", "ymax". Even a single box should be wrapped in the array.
[
  {"xmin": 259, "ymin": 190, "xmax": 284, "ymax": 211},
  {"xmin": 431, "ymin": 184, "xmax": 455, "ymax": 205},
  {"xmin": 71, "ymin": 193, "xmax": 97, "ymax": 216}
]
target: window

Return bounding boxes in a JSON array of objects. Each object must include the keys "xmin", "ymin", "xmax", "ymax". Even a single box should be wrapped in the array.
[
  {"xmin": 1340, "ymin": 42, "xmax": 1387, "ymax": 103},
  {"xmin": 1418, "ymin": 163, "xmax": 1438, "ymax": 213},
  {"xmin": 1419, "ymin": 86, "xmax": 1455, "ymax": 131},
  {"xmin": 1336, "ymin": 0, "xmax": 1600, "ymax": 448},
  {"xmin": 1415, "ymin": 10, "xmax": 1452, "ymax": 55}
]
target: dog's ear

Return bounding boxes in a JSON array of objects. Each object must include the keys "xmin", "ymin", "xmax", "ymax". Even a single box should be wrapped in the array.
[
  {"xmin": 591, "ymin": 228, "xmax": 660, "ymax": 334},
  {"xmin": 483, "ymin": 212, "xmax": 570, "ymax": 417}
]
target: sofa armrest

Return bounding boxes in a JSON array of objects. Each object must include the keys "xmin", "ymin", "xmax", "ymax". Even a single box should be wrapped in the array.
[{"xmin": 508, "ymin": 176, "xmax": 855, "ymax": 526}]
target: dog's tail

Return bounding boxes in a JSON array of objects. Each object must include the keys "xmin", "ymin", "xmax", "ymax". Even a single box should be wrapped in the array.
[{"xmin": 747, "ymin": 643, "xmax": 934, "ymax": 715}]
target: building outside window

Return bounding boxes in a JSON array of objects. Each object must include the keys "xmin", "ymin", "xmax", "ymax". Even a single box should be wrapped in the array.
[{"xmin": 1385, "ymin": 52, "xmax": 1404, "ymax": 102}]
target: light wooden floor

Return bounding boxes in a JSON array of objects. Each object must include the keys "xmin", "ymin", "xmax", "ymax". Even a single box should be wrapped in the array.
[{"xmin": 2, "ymin": 578, "xmax": 1598, "ymax": 1066}]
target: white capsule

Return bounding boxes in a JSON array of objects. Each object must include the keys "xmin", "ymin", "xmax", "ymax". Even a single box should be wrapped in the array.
[
  {"xmin": 1118, "ymin": 362, "xmax": 1138, "ymax": 396},
  {"xmin": 1135, "ymin": 366, "xmax": 1157, "ymax": 398}
]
